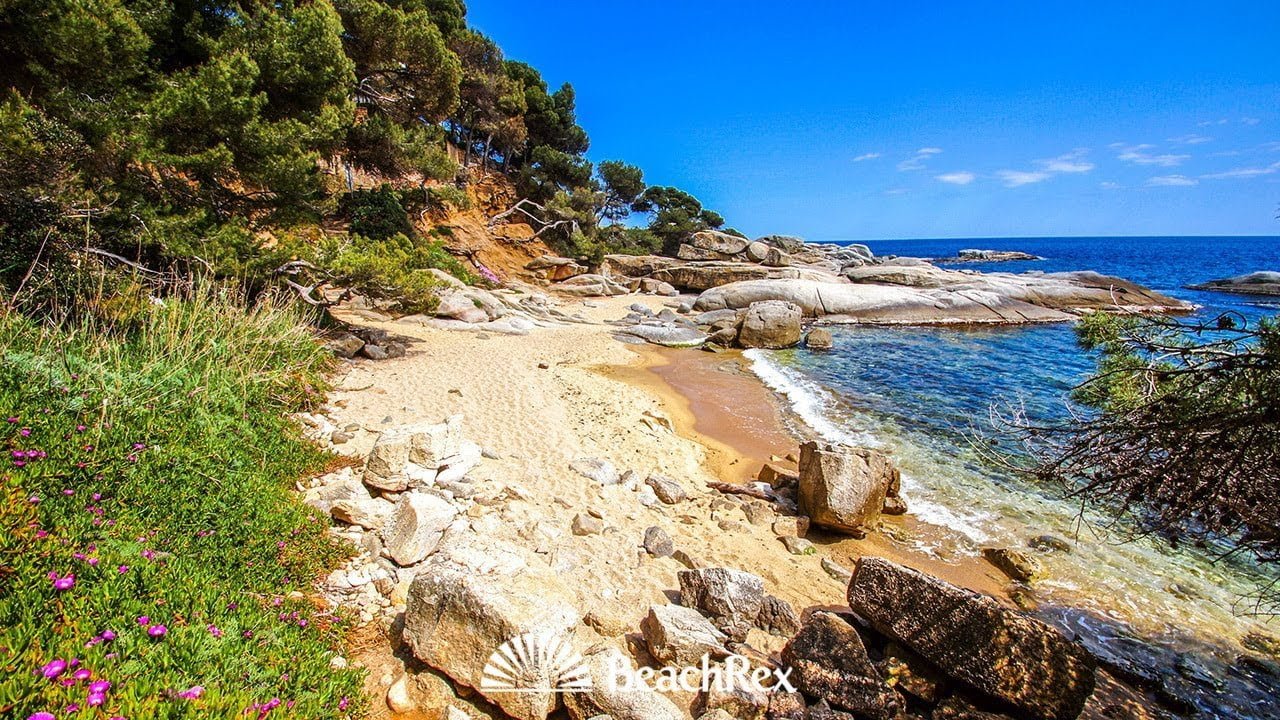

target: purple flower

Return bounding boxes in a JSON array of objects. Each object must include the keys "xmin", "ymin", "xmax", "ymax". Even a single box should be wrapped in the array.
[
  {"xmin": 52, "ymin": 574, "xmax": 76, "ymax": 591},
  {"xmin": 6, "ymin": 416, "xmax": 17, "ymax": 423},
  {"xmin": 86, "ymin": 693, "xmax": 106, "ymax": 708},
  {"xmin": 132, "ymin": 443, "xmax": 146, "ymax": 451},
  {"xmin": 40, "ymin": 659, "xmax": 67, "ymax": 679},
  {"xmin": 71, "ymin": 668, "xmax": 91, "ymax": 682},
  {"xmin": 140, "ymin": 549, "xmax": 155, "ymax": 560},
  {"xmin": 89, "ymin": 679, "xmax": 110, "ymax": 694},
  {"xmin": 117, "ymin": 565, "xmax": 128, "ymax": 574},
  {"xmin": 27, "ymin": 713, "xmax": 55, "ymax": 720},
  {"xmin": 19, "ymin": 427, "xmax": 31, "ymax": 437},
  {"xmin": 28, "ymin": 495, "xmax": 39, "ymax": 504},
  {"xmin": 207, "ymin": 624, "xmax": 223, "ymax": 638},
  {"xmin": 338, "ymin": 697, "xmax": 349, "ymax": 711},
  {"xmin": 177, "ymin": 686, "xmax": 204, "ymax": 700},
  {"xmin": 147, "ymin": 624, "xmax": 167, "ymax": 638},
  {"xmin": 100, "ymin": 630, "xmax": 116, "ymax": 642},
  {"xmin": 136, "ymin": 616, "xmax": 149, "ymax": 626}
]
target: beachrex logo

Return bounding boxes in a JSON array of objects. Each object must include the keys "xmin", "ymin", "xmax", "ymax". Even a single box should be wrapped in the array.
[{"xmin": 480, "ymin": 632, "xmax": 795, "ymax": 695}]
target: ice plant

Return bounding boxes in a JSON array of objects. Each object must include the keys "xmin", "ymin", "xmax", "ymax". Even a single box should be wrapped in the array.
[
  {"xmin": 27, "ymin": 713, "xmax": 55, "ymax": 720},
  {"xmin": 177, "ymin": 686, "xmax": 205, "ymax": 699},
  {"xmin": 40, "ymin": 659, "xmax": 67, "ymax": 679},
  {"xmin": 52, "ymin": 573, "xmax": 76, "ymax": 591},
  {"xmin": 147, "ymin": 624, "xmax": 167, "ymax": 638}
]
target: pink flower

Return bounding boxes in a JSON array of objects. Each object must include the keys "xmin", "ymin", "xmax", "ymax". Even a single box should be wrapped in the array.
[
  {"xmin": 86, "ymin": 693, "xmax": 106, "ymax": 707},
  {"xmin": 28, "ymin": 713, "xmax": 55, "ymax": 720},
  {"xmin": 28, "ymin": 495, "xmax": 39, "ymax": 504},
  {"xmin": 338, "ymin": 696, "xmax": 349, "ymax": 711},
  {"xmin": 19, "ymin": 427, "xmax": 31, "ymax": 437},
  {"xmin": 136, "ymin": 616, "xmax": 149, "ymax": 626},
  {"xmin": 147, "ymin": 624, "xmax": 167, "ymax": 638},
  {"xmin": 71, "ymin": 668, "xmax": 91, "ymax": 682},
  {"xmin": 39, "ymin": 659, "xmax": 67, "ymax": 679},
  {"xmin": 52, "ymin": 574, "xmax": 76, "ymax": 591},
  {"xmin": 117, "ymin": 565, "xmax": 128, "ymax": 574},
  {"xmin": 177, "ymin": 686, "xmax": 204, "ymax": 700},
  {"xmin": 100, "ymin": 630, "xmax": 116, "ymax": 641},
  {"xmin": 89, "ymin": 680, "xmax": 110, "ymax": 693},
  {"xmin": 207, "ymin": 624, "xmax": 223, "ymax": 638},
  {"xmin": 140, "ymin": 549, "xmax": 155, "ymax": 560}
]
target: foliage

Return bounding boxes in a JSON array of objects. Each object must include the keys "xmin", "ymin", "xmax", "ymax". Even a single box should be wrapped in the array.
[
  {"xmin": 633, "ymin": 186, "xmax": 726, "ymax": 255},
  {"xmin": 596, "ymin": 160, "xmax": 645, "ymax": 224},
  {"xmin": 424, "ymin": 185, "xmax": 472, "ymax": 212},
  {"xmin": 340, "ymin": 186, "xmax": 413, "ymax": 240},
  {"xmin": 1008, "ymin": 311, "xmax": 1280, "ymax": 608},
  {"xmin": 318, "ymin": 233, "xmax": 475, "ymax": 313},
  {"xmin": 0, "ymin": 290, "xmax": 363, "ymax": 718}
]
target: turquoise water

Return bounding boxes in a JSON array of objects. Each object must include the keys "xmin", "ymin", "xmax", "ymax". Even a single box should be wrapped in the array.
[{"xmin": 749, "ymin": 236, "xmax": 1280, "ymax": 717}]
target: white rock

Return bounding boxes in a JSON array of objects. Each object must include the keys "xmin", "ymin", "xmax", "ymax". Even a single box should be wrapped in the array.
[
  {"xmin": 563, "ymin": 645, "xmax": 684, "ymax": 720},
  {"xmin": 365, "ymin": 429, "xmax": 413, "ymax": 491},
  {"xmin": 386, "ymin": 674, "xmax": 415, "ymax": 713},
  {"xmin": 411, "ymin": 415, "xmax": 465, "ymax": 469},
  {"xmin": 382, "ymin": 493, "xmax": 458, "ymax": 566},
  {"xmin": 570, "ymin": 457, "xmax": 620, "ymax": 485},
  {"xmin": 436, "ymin": 440, "xmax": 483, "ymax": 484},
  {"xmin": 330, "ymin": 497, "xmax": 395, "ymax": 530}
]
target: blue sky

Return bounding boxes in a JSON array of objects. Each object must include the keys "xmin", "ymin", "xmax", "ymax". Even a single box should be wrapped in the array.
[{"xmin": 467, "ymin": 1, "xmax": 1280, "ymax": 241}]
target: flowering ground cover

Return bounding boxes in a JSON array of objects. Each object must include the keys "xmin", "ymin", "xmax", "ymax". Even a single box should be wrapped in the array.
[{"xmin": 0, "ymin": 293, "xmax": 362, "ymax": 719}]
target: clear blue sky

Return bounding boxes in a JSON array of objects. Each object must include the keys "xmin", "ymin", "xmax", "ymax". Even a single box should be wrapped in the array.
[{"xmin": 466, "ymin": 0, "xmax": 1280, "ymax": 241}]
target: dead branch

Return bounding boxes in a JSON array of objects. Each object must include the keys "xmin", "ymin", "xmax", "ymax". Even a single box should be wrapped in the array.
[{"xmin": 706, "ymin": 481, "xmax": 775, "ymax": 501}]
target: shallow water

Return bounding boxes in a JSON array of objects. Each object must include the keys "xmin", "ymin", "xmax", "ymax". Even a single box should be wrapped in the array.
[{"xmin": 750, "ymin": 235, "xmax": 1280, "ymax": 717}]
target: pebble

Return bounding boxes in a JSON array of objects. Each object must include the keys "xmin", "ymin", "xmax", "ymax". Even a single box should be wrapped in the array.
[
  {"xmin": 821, "ymin": 557, "xmax": 853, "ymax": 583},
  {"xmin": 572, "ymin": 513, "xmax": 604, "ymax": 536},
  {"xmin": 781, "ymin": 536, "xmax": 816, "ymax": 555},
  {"xmin": 643, "ymin": 526, "xmax": 674, "ymax": 557}
]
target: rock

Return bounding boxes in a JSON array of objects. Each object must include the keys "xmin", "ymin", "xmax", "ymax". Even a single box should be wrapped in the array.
[
  {"xmin": 745, "ymin": 241, "xmax": 771, "ymax": 263},
  {"xmin": 617, "ymin": 324, "xmax": 708, "ymax": 348},
  {"xmin": 755, "ymin": 594, "xmax": 801, "ymax": 636},
  {"xmin": 673, "ymin": 549, "xmax": 704, "ymax": 570},
  {"xmin": 557, "ymin": 273, "xmax": 631, "ymax": 297},
  {"xmin": 331, "ymin": 430, "xmax": 353, "ymax": 444},
  {"xmin": 737, "ymin": 301, "xmax": 803, "ymax": 349},
  {"xmin": 572, "ymin": 513, "xmax": 604, "ymax": 536},
  {"xmin": 382, "ymin": 493, "xmax": 457, "ymax": 566},
  {"xmin": 564, "ymin": 646, "xmax": 684, "ymax": 720},
  {"xmin": 652, "ymin": 263, "xmax": 794, "ymax": 292},
  {"xmin": 526, "ymin": 255, "xmax": 588, "ymax": 281},
  {"xmin": 949, "ymin": 249, "xmax": 1042, "ymax": 262},
  {"xmin": 303, "ymin": 468, "xmax": 371, "ymax": 514},
  {"xmin": 762, "ymin": 247, "xmax": 790, "ymax": 267},
  {"xmin": 697, "ymin": 710, "xmax": 736, "ymax": 720},
  {"xmin": 697, "ymin": 678, "xmax": 769, "ymax": 720},
  {"xmin": 645, "ymin": 473, "xmax": 688, "ymax": 504},
  {"xmin": 740, "ymin": 502, "xmax": 773, "ymax": 525},
  {"xmin": 410, "ymin": 415, "xmax": 465, "ymax": 469},
  {"xmin": 678, "ymin": 567, "xmax": 765, "ymax": 641},
  {"xmin": 881, "ymin": 496, "xmax": 908, "ymax": 515},
  {"xmin": 689, "ymin": 230, "xmax": 751, "ymax": 257},
  {"xmin": 639, "ymin": 278, "xmax": 679, "ymax": 296},
  {"xmin": 641, "ymin": 603, "xmax": 729, "ymax": 665},
  {"xmin": 1189, "ymin": 271, "xmax": 1280, "ymax": 297},
  {"xmin": 758, "ymin": 464, "xmax": 797, "ymax": 488},
  {"xmin": 599, "ymin": 254, "xmax": 684, "ymax": 279},
  {"xmin": 402, "ymin": 536, "xmax": 582, "ymax": 720},
  {"xmin": 643, "ymin": 526, "xmax": 674, "ymax": 557},
  {"xmin": 436, "ymin": 290, "xmax": 492, "ymax": 323},
  {"xmin": 821, "ymin": 557, "xmax": 853, "ymax": 583},
  {"xmin": 781, "ymin": 536, "xmax": 815, "ymax": 555},
  {"xmin": 365, "ymin": 429, "xmax": 414, "ymax": 490},
  {"xmin": 361, "ymin": 344, "xmax": 389, "ymax": 360},
  {"xmin": 331, "ymin": 497, "xmax": 395, "ymax": 530},
  {"xmin": 772, "ymin": 516, "xmax": 808, "ymax": 538},
  {"xmin": 797, "ymin": 442, "xmax": 896, "ymax": 535},
  {"xmin": 386, "ymin": 674, "xmax": 415, "ymax": 712},
  {"xmin": 767, "ymin": 691, "xmax": 808, "ymax": 720},
  {"xmin": 1029, "ymin": 535, "xmax": 1072, "ymax": 553},
  {"xmin": 781, "ymin": 612, "xmax": 901, "ymax": 720},
  {"xmin": 883, "ymin": 642, "xmax": 945, "ymax": 703},
  {"xmin": 757, "ymin": 235, "xmax": 807, "ymax": 254},
  {"xmin": 847, "ymin": 557, "xmax": 1096, "ymax": 720},
  {"xmin": 806, "ymin": 328, "xmax": 834, "ymax": 350},
  {"xmin": 708, "ymin": 327, "xmax": 738, "ymax": 346},
  {"xmin": 981, "ymin": 547, "xmax": 1044, "ymax": 583},
  {"xmin": 931, "ymin": 696, "xmax": 1017, "ymax": 720},
  {"xmin": 570, "ymin": 457, "xmax": 620, "ymax": 485},
  {"xmin": 327, "ymin": 332, "xmax": 365, "ymax": 358}
]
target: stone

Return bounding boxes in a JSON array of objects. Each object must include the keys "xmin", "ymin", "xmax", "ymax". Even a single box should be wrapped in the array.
[
  {"xmin": 365, "ymin": 429, "xmax": 414, "ymax": 491},
  {"xmin": 882, "ymin": 496, "xmax": 908, "ymax": 515},
  {"xmin": 330, "ymin": 430, "xmax": 353, "ymax": 444},
  {"xmin": 641, "ymin": 603, "xmax": 729, "ymax": 665},
  {"xmin": 931, "ymin": 696, "xmax": 1017, "ymax": 720},
  {"xmin": 772, "ymin": 516, "xmax": 809, "ymax": 537},
  {"xmin": 402, "ymin": 535, "xmax": 582, "ymax": 720},
  {"xmin": 757, "ymin": 235, "xmax": 807, "ymax": 254},
  {"xmin": 697, "ymin": 678, "xmax": 768, "ymax": 720},
  {"xmin": 762, "ymin": 247, "xmax": 791, "ymax": 267},
  {"xmin": 382, "ymin": 493, "xmax": 457, "ymax": 566},
  {"xmin": 758, "ymin": 464, "xmax": 797, "ymax": 488},
  {"xmin": 386, "ymin": 674, "xmax": 415, "ymax": 712},
  {"xmin": 436, "ymin": 440, "xmax": 482, "ymax": 484},
  {"xmin": 361, "ymin": 344, "xmax": 389, "ymax": 360},
  {"xmin": 797, "ymin": 442, "xmax": 896, "ymax": 535},
  {"xmin": 981, "ymin": 547, "xmax": 1044, "ymax": 583},
  {"xmin": 740, "ymin": 502, "xmax": 773, "ymax": 525},
  {"xmin": 767, "ymin": 691, "xmax": 807, "ymax": 720},
  {"xmin": 410, "ymin": 415, "xmax": 464, "ymax": 469},
  {"xmin": 639, "ymin": 278, "xmax": 679, "ymax": 296},
  {"xmin": 331, "ymin": 497, "xmax": 395, "ymax": 530},
  {"xmin": 643, "ymin": 526, "xmax": 674, "ymax": 557},
  {"xmin": 1188, "ymin": 271, "xmax": 1280, "ymax": 297},
  {"xmin": 303, "ymin": 468, "xmax": 371, "ymax": 514},
  {"xmin": 689, "ymin": 230, "xmax": 751, "ymax": 256},
  {"xmin": 821, "ymin": 557, "xmax": 853, "ymax": 584},
  {"xmin": 526, "ymin": 255, "xmax": 588, "ymax": 281},
  {"xmin": 673, "ymin": 549, "xmax": 704, "ymax": 569},
  {"xmin": 736, "ymin": 301, "xmax": 803, "ymax": 349},
  {"xmin": 806, "ymin": 328, "xmax": 834, "ymax": 350},
  {"xmin": 847, "ymin": 557, "xmax": 1096, "ymax": 720},
  {"xmin": 709, "ymin": 327, "xmax": 738, "ymax": 346},
  {"xmin": 645, "ymin": 473, "xmax": 689, "ymax": 504},
  {"xmin": 563, "ymin": 646, "xmax": 684, "ymax": 720},
  {"xmin": 618, "ymin": 324, "xmax": 708, "ymax": 348},
  {"xmin": 570, "ymin": 457, "xmax": 620, "ymax": 485},
  {"xmin": 327, "ymin": 332, "xmax": 365, "ymax": 358},
  {"xmin": 883, "ymin": 642, "xmax": 945, "ymax": 704},
  {"xmin": 1029, "ymin": 534, "xmax": 1072, "ymax": 553},
  {"xmin": 781, "ymin": 612, "xmax": 901, "ymax": 720},
  {"xmin": 678, "ymin": 567, "xmax": 765, "ymax": 642},
  {"xmin": 781, "ymin": 536, "xmax": 815, "ymax": 555},
  {"xmin": 698, "ymin": 710, "xmax": 736, "ymax": 720},
  {"xmin": 746, "ymin": 241, "xmax": 771, "ymax": 263},
  {"xmin": 436, "ymin": 290, "xmax": 491, "ymax": 323},
  {"xmin": 755, "ymin": 594, "xmax": 801, "ymax": 636},
  {"xmin": 557, "ymin": 273, "xmax": 632, "ymax": 297},
  {"xmin": 572, "ymin": 513, "xmax": 604, "ymax": 536}
]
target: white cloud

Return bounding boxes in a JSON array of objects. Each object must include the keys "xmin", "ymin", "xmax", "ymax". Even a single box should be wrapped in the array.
[
  {"xmin": 853, "ymin": 152, "xmax": 882, "ymax": 162},
  {"xmin": 1146, "ymin": 175, "xmax": 1198, "ymax": 187},
  {"xmin": 897, "ymin": 147, "xmax": 943, "ymax": 171},
  {"xmin": 997, "ymin": 169, "xmax": 1052, "ymax": 187},
  {"xmin": 1198, "ymin": 118, "xmax": 1230, "ymax": 127},
  {"xmin": 1201, "ymin": 161, "xmax": 1280, "ymax": 180},
  {"xmin": 1113, "ymin": 144, "xmax": 1190, "ymax": 167},
  {"xmin": 935, "ymin": 171, "xmax": 976, "ymax": 185},
  {"xmin": 1242, "ymin": 117, "xmax": 1261, "ymax": 126},
  {"xmin": 1168, "ymin": 134, "xmax": 1213, "ymax": 145},
  {"xmin": 1099, "ymin": 181, "xmax": 1121, "ymax": 189},
  {"xmin": 1042, "ymin": 150, "xmax": 1095, "ymax": 173}
]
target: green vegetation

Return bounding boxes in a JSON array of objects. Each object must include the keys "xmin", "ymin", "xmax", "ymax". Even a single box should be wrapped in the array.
[
  {"xmin": 1013, "ymin": 312, "xmax": 1280, "ymax": 607},
  {"xmin": 0, "ymin": 290, "xmax": 362, "ymax": 718}
]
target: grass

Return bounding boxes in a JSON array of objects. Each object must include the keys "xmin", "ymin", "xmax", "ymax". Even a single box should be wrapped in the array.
[{"xmin": 0, "ymin": 288, "xmax": 363, "ymax": 719}]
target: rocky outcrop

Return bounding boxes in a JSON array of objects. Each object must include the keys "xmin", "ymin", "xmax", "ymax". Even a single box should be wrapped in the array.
[
  {"xmin": 781, "ymin": 612, "xmax": 901, "ymax": 720},
  {"xmin": 981, "ymin": 547, "xmax": 1044, "ymax": 583},
  {"xmin": 939, "ymin": 249, "xmax": 1042, "ymax": 263},
  {"xmin": 847, "ymin": 557, "xmax": 1097, "ymax": 720},
  {"xmin": 1189, "ymin": 271, "xmax": 1280, "ymax": 297},
  {"xmin": 736, "ymin": 300, "xmax": 803, "ymax": 349},
  {"xmin": 797, "ymin": 442, "xmax": 898, "ymax": 536},
  {"xmin": 678, "ymin": 567, "xmax": 766, "ymax": 641},
  {"xmin": 641, "ymin": 603, "xmax": 729, "ymax": 665},
  {"xmin": 383, "ymin": 493, "xmax": 457, "ymax": 565},
  {"xmin": 525, "ymin": 255, "xmax": 588, "ymax": 282},
  {"xmin": 757, "ymin": 235, "xmax": 808, "ymax": 254},
  {"xmin": 563, "ymin": 646, "xmax": 685, "ymax": 720}
]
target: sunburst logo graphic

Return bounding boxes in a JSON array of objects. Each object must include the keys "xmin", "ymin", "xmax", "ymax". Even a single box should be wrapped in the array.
[{"xmin": 480, "ymin": 632, "xmax": 593, "ymax": 694}]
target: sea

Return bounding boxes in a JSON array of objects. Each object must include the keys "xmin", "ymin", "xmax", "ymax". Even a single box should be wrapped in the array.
[{"xmin": 746, "ymin": 235, "xmax": 1280, "ymax": 717}]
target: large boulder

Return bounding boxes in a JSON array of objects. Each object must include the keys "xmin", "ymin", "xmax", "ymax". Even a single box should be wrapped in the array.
[
  {"xmin": 737, "ymin": 300, "xmax": 803, "ymax": 349},
  {"xmin": 1189, "ymin": 271, "xmax": 1280, "ymax": 297},
  {"xmin": 651, "ymin": 263, "xmax": 786, "ymax": 292},
  {"xmin": 556, "ymin": 273, "xmax": 631, "ymax": 297},
  {"xmin": 678, "ymin": 567, "xmax": 765, "ymax": 641},
  {"xmin": 847, "ymin": 557, "xmax": 1097, "ymax": 720},
  {"xmin": 757, "ymin": 235, "xmax": 807, "ymax": 254},
  {"xmin": 525, "ymin": 255, "xmax": 588, "ymax": 282},
  {"xmin": 688, "ymin": 230, "xmax": 750, "ymax": 257},
  {"xmin": 599, "ymin": 255, "xmax": 683, "ymax": 279},
  {"xmin": 781, "ymin": 612, "xmax": 900, "ymax": 720},
  {"xmin": 617, "ymin": 324, "xmax": 707, "ymax": 348},
  {"xmin": 640, "ymin": 603, "xmax": 729, "ymax": 665},
  {"xmin": 796, "ymin": 442, "xmax": 896, "ymax": 535},
  {"xmin": 563, "ymin": 645, "xmax": 684, "ymax": 720},
  {"xmin": 382, "ymin": 492, "xmax": 457, "ymax": 566},
  {"xmin": 403, "ymin": 535, "xmax": 582, "ymax": 720}
]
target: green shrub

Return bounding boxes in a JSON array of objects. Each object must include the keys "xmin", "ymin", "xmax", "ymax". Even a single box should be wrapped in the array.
[
  {"xmin": 339, "ymin": 185, "xmax": 412, "ymax": 240},
  {"xmin": 424, "ymin": 185, "xmax": 471, "ymax": 212},
  {"xmin": 317, "ymin": 233, "xmax": 475, "ymax": 314},
  {"xmin": 0, "ymin": 289, "xmax": 363, "ymax": 719}
]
